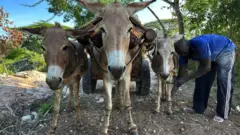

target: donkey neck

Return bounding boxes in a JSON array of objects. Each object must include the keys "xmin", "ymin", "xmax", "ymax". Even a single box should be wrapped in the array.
[{"xmin": 63, "ymin": 42, "xmax": 82, "ymax": 78}]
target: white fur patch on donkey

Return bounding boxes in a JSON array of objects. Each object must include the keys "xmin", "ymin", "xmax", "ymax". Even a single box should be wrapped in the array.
[
  {"xmin": 47, "ymin": 65, "xmax": 63, "ymax": 79},
  {"xmin": 107, "ymin": 50, "xmax": 125, "ymax": 68}
]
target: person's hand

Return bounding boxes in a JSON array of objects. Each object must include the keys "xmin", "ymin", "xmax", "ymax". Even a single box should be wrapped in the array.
[
  {"xmin": 171, "ymin": 84, "xmax": 179, "ymax": 96},
  {"xmin": 171, "ymin": 78, "xmax": 187, "ymax": 96},
  {"xmin": 175, "ymin": 78, "xmax": 185, "ymax": 87}
]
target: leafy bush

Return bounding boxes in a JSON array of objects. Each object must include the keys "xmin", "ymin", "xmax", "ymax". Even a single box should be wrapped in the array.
[
  {"xmin": 17, "ymin": 21, "xmax": 71, "ymax": 30},
  {"xmin": 0, "ymin": 48, "xmax": 46, "ymax": 74},
  {"xmin": 21, "ymin": 34, "xmax": 43, "ymax": 54},
  {"xmin": 39, "ymin": 103, "xmax": 53, "ymax": 115}
]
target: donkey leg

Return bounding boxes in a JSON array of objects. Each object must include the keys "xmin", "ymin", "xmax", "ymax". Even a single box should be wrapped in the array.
[
  {"xmin": 103, "ymin": 75, "xmax": 113, "ymax": 135},
  {"xmin": 161, "ymin": 79, "xmax": 166, "ymax": 101},
  {"xmin": 121, "ymin": 74, "xmax": 138, "ymax": 135},
  {"xmin": 66, "ymin": 85, "xmax": 73, "ymax": 112},
  {"xmin": 115, "ymin": 81, "xmax": 124, "ymax": 110},
  {"xmin": 166, "ymin": 83, "xmax": 173, "ymax": 114},
  {"xmin": 73, "ymin": 76, "xmax": 82, "ymax": 126},
  {"xmin": 155, "ymin": 75, "xmax": 162, "ymax": 113},
  {"xmin": 49, "ymin": 89, "xmax": 62, "ymax": 135}
]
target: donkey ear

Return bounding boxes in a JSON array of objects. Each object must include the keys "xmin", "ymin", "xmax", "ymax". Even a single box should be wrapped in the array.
[
  {"xmin": 66, "ymin": 29, "xmax": 88, "ymax": 38},
  {"xmin": 20, "ymin": 27, "xmax": 46, "ymax": 35},
  {"xmin": 126, "ymin": 0, "xmax": 156, "ymax": 15},
  {"xmin": 171, "ymin": 34, "xmax": 184, "ymax": 43},
  {"xmin": 76, "ymin": 0, "xmax": 105, "ymax": 15}
]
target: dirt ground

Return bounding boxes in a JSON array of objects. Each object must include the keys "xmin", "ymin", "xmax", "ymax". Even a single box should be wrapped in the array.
[{"xmin": 0, "ymin": 70, "xmax": 240, "ymax": 135}]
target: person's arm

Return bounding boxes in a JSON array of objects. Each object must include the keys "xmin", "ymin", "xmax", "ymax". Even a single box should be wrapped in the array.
[
  {"xmin": 172, "ymin": 58, "xmax": 211, "ymax": 96},
  {"xmin": 177, "ymin": 38, "xmax": 212, "ymax": 86},
  {"xmin": 176, "ymin": 56, "xmax": 188, "ymax": 79},
  {"xmin": 177, "ymin": 58, "xmax": 211, "ymax": 86},
  {"xmin": 177, "ymin": 64, "xmax": 188, "ymax": 79}
]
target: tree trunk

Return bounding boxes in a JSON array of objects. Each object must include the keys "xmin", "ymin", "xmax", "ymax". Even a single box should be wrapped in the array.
[
  {"xmin": 173, "ymin": 4, "xmax": 184, "ymax": 34},
  {"xmin": 162, "ymin": 0, "xmax": 184, "ymax": 34},
  {"xmin": 2, "ymin": 60, "xmax": 8, "ymax": 77},
  {"xmin": 147, "ymin": 7, "xmax": 167, "ymax": 38}
]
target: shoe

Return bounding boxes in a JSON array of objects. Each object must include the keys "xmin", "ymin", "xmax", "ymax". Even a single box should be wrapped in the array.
[
  {"xmin": 183, "ymin": 107, "xmax": 195, "ymax": 114},
  {"xmin": 213, "ymin": 115, "xmax": 224, "ymax": 123}
]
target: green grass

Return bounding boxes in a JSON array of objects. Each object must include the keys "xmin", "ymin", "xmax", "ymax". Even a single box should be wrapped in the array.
[
  {"xmin": 16, "ymin": 21, "xmax": 72, "ymax": 30},
  {"xmin": 38, "ymin": 102, "xmax": 53, "ymax": 115},
  {"xmin": 0, "ymin": 48, "xmax": 46, "ymax": 74}
]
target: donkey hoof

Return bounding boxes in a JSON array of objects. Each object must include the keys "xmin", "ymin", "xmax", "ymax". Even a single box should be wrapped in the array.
[
  {"xmin": 77, "ymin": 120, "xmax": 83, "ymax": 127},
  {"xmin": 130, "ymin": 130, "xmax": 138, "ymax": 135},
  {"xmin": 152, "ymin": 108, "xmax": 160, "ymax": 114},
  {"xmin": 48, "ymin": 130, "xmax": 56, "ymax": 135},
  {"xmin": 161, "ymin": 98, "xmax": 166, "ymax": 102},
  {"xmin": 167, "ymin": 110, "xmax": 173, "ymax": 115},
  {"xmin": 129, "ymin": 126, "xmax": 138, "ymax": 135},
  {"xmin": 102, "ymin": 131, "xmax": 108, "ymax": 135},
  {"xmin": 115, "ymin": 105, "xmax": 124, "ymax": 111},
  {"xmin": 66, "ymin": 108, "xmax": 72, "ymax": 112}
]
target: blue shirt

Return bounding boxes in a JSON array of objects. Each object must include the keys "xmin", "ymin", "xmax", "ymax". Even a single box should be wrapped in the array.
[{"xmin": 179, "ymin": 34, "xmax": 236, "ymax": 65}]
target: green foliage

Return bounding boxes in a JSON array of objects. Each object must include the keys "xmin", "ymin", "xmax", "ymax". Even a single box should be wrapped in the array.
[
  {"xmin": 144, "ymin": 18, "xmax": 178, "ymax": 37},
  {"xmin": 39, "ymin": 103, "xmax": 53, "ymax": 115},
  {"xmin": 184, "ymin": 0, "xmax": 240, "ymax": 43},
  {"xmin": 0, "ymin": 48, "xmax": 46, "ymax": 74},
  {"xmin": 17, "ymin": 21, "xmax": 72, "ymax": 29},
  {"xmin": 182, "ymin": 0, "xmax": 240, "ymax": 98},
  {"xmin": 24, "ymin": 0, "xmax": 134, "ymax": 27},
  {"xmin": 21, "ymin": 34, "xmax": 43, "ymax": 54}
]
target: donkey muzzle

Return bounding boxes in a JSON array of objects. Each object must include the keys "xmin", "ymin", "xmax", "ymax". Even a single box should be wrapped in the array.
[
  {"xmin": 108, "ymin": 65, "xmax": 126, "ymax": 80},
  {"xmin": 46, "ymin": 65, "xmax": 64, "ymax": 90},
  {"xmin": 107, "ymin": 50, "xmax": 126, "ymax": 80},
  {"xmin": 160, "ymin": 73, "xmax": 170, "ymax": 80},
  {"xmin": 46, "ymin": 77, "xmax": 63, "ymax": 90}
]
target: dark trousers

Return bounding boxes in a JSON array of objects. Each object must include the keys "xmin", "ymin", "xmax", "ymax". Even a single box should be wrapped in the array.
[{"xmin": 193, "ymin": 51, "xmax": 235, "ymax": 119}]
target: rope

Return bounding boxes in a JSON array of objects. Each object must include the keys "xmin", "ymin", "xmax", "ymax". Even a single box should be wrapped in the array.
[
  {"xmin": 88, "ymin": 39, "xmax": 144, "ymax": 72},
  {"xmin": 88, "ymin": 39, "xmax": 108, "ymax": 72}
]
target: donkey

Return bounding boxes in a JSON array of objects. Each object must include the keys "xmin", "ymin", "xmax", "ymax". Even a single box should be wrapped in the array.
[
  {"xmin": 151, "ymin": 35, "xmax": 180, "ymax": 114},
  {"xmin": 21, "ymin": 23, "xmax": 88, "ymax": 135},
  {"xmin": 76, "ymin": 0, "xmax": 155, "ymax": 135}
]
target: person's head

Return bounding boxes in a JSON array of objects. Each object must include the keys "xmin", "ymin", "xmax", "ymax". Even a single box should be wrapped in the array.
[{"xmin": 173, "ymin": 34, "xmax": 190, "ymax": 56}]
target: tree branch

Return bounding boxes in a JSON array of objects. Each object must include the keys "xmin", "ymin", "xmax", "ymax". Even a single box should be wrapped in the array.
[
  {"xmin": 20, "ymin": 0, "xmax": 44, "ymax": 7},
  {"xmin": 40, "ymin": 14, "xmax": 57, "ymax": 22},
  {"xmin": 162, "ymin": 0, "xmax": 174, "ymax": 7},
  {"xmin": 147, "ymin": 7, "xmax": 167, "ymax": 38}
]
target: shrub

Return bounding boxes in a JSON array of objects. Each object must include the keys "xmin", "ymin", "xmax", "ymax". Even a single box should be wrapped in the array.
[
  {"xmin": 21, "ymin": 34, "xmax": 43, "ymax": 54},
  {"xmin": 0, "ymin": 48, "xmax": 46, "ymax": 74},
  {"xmin": 39, "ymin": 102, "xmax": 53, "ymax": 115}
]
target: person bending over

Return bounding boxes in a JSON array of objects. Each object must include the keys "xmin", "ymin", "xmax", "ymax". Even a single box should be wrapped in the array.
[{"xmin": 172, "ymin": 34, "xmax": 236, "ymax": 123}]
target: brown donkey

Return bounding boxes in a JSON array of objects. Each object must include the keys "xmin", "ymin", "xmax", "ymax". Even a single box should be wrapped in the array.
[
  {"xmin": 21, "ymin": 23, "xmax": 88, "ymax": 135},
  {"xmin": 76, "ymin": 0, "xmax": 155, "ymax": 135},
  {"xmin": 151, "ymin": 36, "xmax": 180, "ymax": 114}
]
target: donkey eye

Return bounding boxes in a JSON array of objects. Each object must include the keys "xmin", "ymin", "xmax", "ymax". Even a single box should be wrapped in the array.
[
  {"xmin": 62, "ymin": 45, "xmax": 68, "ymax": 51},
  {"xmin": 100, "ymin": 27, "xmax": 106, "ymax": 33},
  {"xmin": 128, "ymin": 28, "xmax": 132, "ymax": 33},
  {"xmin": 41, "ymin": 46, "xmax": 46, "ymax": 51}
]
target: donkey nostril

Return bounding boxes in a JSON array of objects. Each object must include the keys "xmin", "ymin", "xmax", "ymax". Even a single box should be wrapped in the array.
[
  {"xmin": 58, "ymin": 77, "xmax": 62, "ymax": 83},
  {"xmin": 108, "ymin": 66, "xmax": 111, "ymax": 72},
  {"xmin": 157, "ymin": 51, "xmax": 160, "ymax": 55},
  {"xmin": 123, "ymin": 66, "xmax": 126, "ymax": 72},
  {"xmin": 160, "ymin": 73, "xmax": 170, "ymax": 79}
]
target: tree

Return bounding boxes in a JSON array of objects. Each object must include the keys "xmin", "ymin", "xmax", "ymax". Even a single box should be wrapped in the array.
[
  {"xmin": 0, "ymin": 6, "xmax": 23, "ymax": 57},
  {"xmin": 22, "ymin": 0, "xmax": 134, "ymax": 27},
  {"xmin": 18, "ymin": 21, "xmax": 72, "ymax": 54},
  {"xmin": 162, "ymin": 0, "xmax": 185, "ymax": 34},
  {"xmin": 0, "ymin": 7, "xmax": 23, "ymax": 75},
  {"xmin": 184, "ymin": 0, "xmax": 240, "ymax": 43},
  {"xmin": 147, "ymin": 7, "xmax": 167, "ymax": 38}
]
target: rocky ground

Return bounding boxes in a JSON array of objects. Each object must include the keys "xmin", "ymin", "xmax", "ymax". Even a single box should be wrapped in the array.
[{"xmin": 0, "ymin": 70, "xmax": 240, "ymax": 135}]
